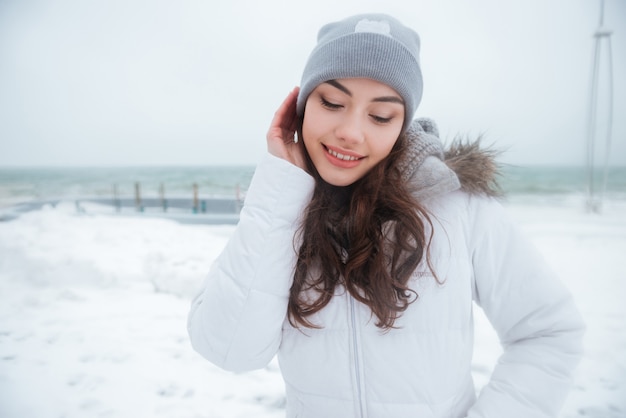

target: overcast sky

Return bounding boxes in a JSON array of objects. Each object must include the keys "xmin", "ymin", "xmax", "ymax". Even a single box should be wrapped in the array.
[{"xmin": 0, "ymin": 0, "xmax": 624, "ymax": 167}]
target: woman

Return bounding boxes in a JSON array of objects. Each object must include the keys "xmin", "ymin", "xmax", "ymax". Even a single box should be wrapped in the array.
[{"xmin": 188, "ymin": 13, "xmax": 584, "ymax": 418}]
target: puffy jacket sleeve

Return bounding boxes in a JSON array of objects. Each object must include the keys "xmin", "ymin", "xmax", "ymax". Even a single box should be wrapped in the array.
[
  {"xmin": 466, "ymin": 197, "xmax": 585, "ymax": 418},
  {"xmin": 187, "ymin": 153, "xmax": 314, "ymax": 372}
]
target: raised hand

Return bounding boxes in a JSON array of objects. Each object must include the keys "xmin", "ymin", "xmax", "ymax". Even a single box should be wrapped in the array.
[{"xmin": 266, "ymin": 87, "xmax": 306, "ymax": 170}]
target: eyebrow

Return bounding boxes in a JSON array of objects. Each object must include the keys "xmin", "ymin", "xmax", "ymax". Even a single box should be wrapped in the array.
[{"xmin": 324, "ymin": 79, "xmax": 404, "ymax": 105}]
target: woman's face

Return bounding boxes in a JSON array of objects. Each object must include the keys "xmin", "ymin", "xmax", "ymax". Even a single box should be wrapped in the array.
[{"xmin": 302, "ymin": 78, "xmax": 405, "ymax": 187}]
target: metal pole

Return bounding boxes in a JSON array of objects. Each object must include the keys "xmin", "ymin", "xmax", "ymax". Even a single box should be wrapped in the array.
[
  {"xmin": 585, "ymin": 0, "xmax": 614, "ymax": 213},
  {"xmin": 586, "ymin": 35, "xmax": 601, "ymax": 211},
  {"xmin": 600, "ymin": 36, "xmax": 614, "ymax": 206}
]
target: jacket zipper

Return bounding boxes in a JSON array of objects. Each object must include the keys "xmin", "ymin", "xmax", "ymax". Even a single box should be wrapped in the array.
[{"xmin": 349, "ymin": 296, "xmax": 365, "ymax": 417}]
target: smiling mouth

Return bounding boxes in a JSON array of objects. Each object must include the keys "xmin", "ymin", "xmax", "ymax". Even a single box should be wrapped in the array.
[{"xmin": 324, "ymin": 146, "xmax": 363, "ymax": 162}]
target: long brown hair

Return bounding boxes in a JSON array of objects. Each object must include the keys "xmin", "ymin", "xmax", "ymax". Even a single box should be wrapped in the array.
[{"xmin": 288, "ymin": 130, "xmax": 435, "ymax": 330}]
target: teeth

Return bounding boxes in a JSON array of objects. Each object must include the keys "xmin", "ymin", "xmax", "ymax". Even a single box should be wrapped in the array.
[{"xmin": 327, "ymin": 147, "xmax": 360, "ymax": 161}]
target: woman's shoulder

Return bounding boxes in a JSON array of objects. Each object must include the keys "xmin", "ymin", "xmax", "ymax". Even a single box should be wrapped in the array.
[
  {"xmin": 431, "ymin": 190, "xmax": 507, "ymax": 222},
  {"xmin": 425, "ymin": 190, "xmax": 510, "ymax": 245}
]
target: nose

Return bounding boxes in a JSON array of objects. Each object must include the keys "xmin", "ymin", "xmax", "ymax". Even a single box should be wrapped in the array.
[{"xmin": 335, "ymin": 112, "xmax": 365, "ymax": 144}]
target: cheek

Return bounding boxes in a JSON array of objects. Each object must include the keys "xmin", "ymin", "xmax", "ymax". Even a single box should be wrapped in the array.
[
  {"xmin": 372, "ymin": 132, "xmax": 401, "ymax": 159},
  {"xmin": 300, "ymin": 114, "xmax": 317, "ymax": 158},
  {"xmin": 301, "ymin": 107, "xmax": 326, "ymax": 144},
  {"xmin": 301, "ymin": 116, "xmax": 312, "ymax": 148}
]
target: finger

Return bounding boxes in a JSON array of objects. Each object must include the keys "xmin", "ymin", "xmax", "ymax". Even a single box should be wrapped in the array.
[
  {"xmin": 285, "ymin": 88, "xmax": 301, "ymax": 141},
  {"xmin": 284, "ymin": 87, "xmax": 300, "ymax": 130},
  {"xmin": 273, "ymin": 87, "xmax": 299, "ymax": 133}
]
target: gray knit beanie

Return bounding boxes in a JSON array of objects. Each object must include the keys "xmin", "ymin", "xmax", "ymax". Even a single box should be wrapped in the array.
[{"xmin": 296, "ymin": 13, "xmax": 423, "ymax": 131}]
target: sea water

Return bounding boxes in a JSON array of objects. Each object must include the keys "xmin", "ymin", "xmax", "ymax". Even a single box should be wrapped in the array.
[
  {"xmin": 0, "ymin": 165, "xmax": 624, "ymax": 209},
  {"xmin": 0, "ymin": 166, "xmax": 256, "ymax": 207}
]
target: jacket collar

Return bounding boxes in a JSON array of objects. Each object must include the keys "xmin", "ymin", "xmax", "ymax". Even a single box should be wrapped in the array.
[{"xmin": 399, "ymin": 118, "xmax": 502, "ymax": 200}]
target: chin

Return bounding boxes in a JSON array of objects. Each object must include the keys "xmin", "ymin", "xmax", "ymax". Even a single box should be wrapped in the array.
[{"xmin": 317, "ymin": 169, "xmax": 362, "ymax": 187}]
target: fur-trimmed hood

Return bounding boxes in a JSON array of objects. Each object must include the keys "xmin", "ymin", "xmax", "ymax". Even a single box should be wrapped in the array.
[{"xmin": 399, "ymin": 118, "xmax": 501, "ymax": 200}]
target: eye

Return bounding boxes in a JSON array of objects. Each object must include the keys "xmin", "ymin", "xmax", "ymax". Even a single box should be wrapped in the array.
[
  {"xmin": 370, "ymin": 114, "xmax": 393, "ymax": 124},
  {"xmin": 320, "ymin": 97, "xmax": 342, "ymax": 110}
]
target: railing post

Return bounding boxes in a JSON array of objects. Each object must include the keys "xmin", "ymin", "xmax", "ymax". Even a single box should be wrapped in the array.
[
  {"xmin": 113, "ymin": 184, "xmax": 121, "ymax": 213},
  {"xmin": 192, "ymin": 183, "xmax": 199, "ymax": 213},
  {"xmin": 135, "ymin": 182, "xmax": 143, "ymax": 212},
  {"xmin": 159, "ymin": 183, "xmax": 167, "ymax": 212}
]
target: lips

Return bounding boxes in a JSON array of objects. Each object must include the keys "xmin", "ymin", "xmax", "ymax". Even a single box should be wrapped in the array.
[
  {"xmin": 322, "ymin": 145, "xmax": 364, "ymax": 168},
  {"xmin": 324, "ymin": 145, "xmax": 364, "ymax": 160},
  {"xmin": 327, "ymin": 148, "xmax": 360, "ymax": 161}
]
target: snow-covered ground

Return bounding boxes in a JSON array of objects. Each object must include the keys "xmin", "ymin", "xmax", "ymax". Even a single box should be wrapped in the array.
[{"xmin": 0, "ymin": 199, "xmax": 624, "ymax": 418}]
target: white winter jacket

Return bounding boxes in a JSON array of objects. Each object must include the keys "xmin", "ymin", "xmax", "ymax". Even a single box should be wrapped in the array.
[{"xmin": 188, "ymin": 121, "xmax": 584, "ymax": 418}]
